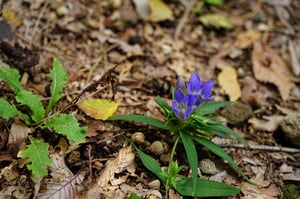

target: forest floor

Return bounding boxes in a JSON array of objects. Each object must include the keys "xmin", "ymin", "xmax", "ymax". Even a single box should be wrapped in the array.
[{"xmin": 0, "ymin": 0, "xmax": 300, "ymax": 198}]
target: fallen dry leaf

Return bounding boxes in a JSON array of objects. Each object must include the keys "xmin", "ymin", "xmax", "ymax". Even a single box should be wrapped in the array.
[
  {"xmin": 148, "ymin": 0, "xmax": 173, "ymax": 22},
  {"xmin": 217, "ymin": 66, "xmax": 241, "ymax": 101},
  {"xmin": 248, "ymin": 115, "xmax": 283, "ymax": 132},
  {"xmin": 251, "ymin": 42, "xmax": 296, "ymax": 101},
  {"xmin": 199, "ymin": 13, "xmax": 233, "ymax": 29},
  {"xmin": 78, "ymin": 98, "xmax": 118, "ymax": 120},
  {"xmin": 235, "ymin": 30, "xmax": 261, "ymax": 49}
]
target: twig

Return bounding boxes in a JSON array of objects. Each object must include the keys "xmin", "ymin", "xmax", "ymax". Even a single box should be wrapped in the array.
[
  {"xmin": 174, "ymin": 0, "xmax": 198, "ymax": 40},
  {"xmin": 220, "ymin": 143, "xmax": 300, "ymax": 153},
  {"xmin": 29, "ymin": 2, "xmax": 49, "ymax": 47}
]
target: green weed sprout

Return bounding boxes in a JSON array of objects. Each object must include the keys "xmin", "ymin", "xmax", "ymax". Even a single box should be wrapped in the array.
[
  {"xmin": 110, "ymin": 73, "xmax": 248, "ymax": 198},
  {"xmin": 0, "ymin": 59, "xmax": 86, "ymax": 177}
]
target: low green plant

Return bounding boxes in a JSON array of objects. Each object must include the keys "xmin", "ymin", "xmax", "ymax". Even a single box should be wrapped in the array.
[
  {"xmin": 109, "ymin": 73, "xmax": 249, "ymax": 198},
  {"xmin": 0, "ymin": 59, "xmax": 86, "ymax": 177}
]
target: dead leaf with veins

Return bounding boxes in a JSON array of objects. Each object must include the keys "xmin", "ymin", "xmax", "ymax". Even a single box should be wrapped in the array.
[{"xmin": 251, "ymin": 42, "xmax": 296, "ymax": 101}]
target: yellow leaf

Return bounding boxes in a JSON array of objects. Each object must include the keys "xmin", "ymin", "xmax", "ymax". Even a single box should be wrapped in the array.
[
  {"xmin": 199, "ymin": 13, "xmax": 233, "ymax": 29},
  {"xmin": 148, "ymin": 0, "xmax": 173, "ymax": 22},
  {"xmin": 2, "ymin": 9, "xmax": 21, "ymax": 26},
  {"xmin": 78, "ymin": 99, "xmax": 118, "ymax": 120},
  {"xmin": 217, "ymin": 67, "xmax": 241, "ymax": 101}
]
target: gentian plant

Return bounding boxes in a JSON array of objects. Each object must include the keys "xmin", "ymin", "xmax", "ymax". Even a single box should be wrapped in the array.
[{"xmin": 109, "ymin": 73, "xmax": 249, "ymax": 198}]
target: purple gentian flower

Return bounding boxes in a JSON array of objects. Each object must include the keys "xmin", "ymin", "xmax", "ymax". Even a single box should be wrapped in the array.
[{"xmin": 172, "ymin": 73, "xmax": 214, "ymax": 120}]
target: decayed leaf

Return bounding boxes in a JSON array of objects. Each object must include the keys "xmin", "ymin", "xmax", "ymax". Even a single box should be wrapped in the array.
[
  {"xmin": 235, "ymin": 30, "xmax": 261, "ymax": 49},
  {"xmin": 148, "ymin": 0, "xmax": 173, "ymax": 22},
  {"xmin": 8, "ymin": 122, "xmax": 31, "ymax": 146},
  {"xmin": 199, "ymin": 13, "xmax": 233, "ymax": 29},
  {"xmin": 78, "ymin": 98, "xmax": 118, "ymax": 120},
  {"xmin": 97, "ymin": 146, "xmax": 135, "ymax": 187},
  {"xmin": 248, "ymin": 115, "xmax": 283, "ymax": 132},
  {"xmin": 37, "ymin": 153, "xmax": 85, "ymax": 199},
  {"xmin": 251, "ymin": 42, "xmax": 296, "ymax": 101},
  {"xmin": 2, "ymin": 9, "xmax": 21, "ymax": 26},
  {"xmin": 217, "ymin": 66, "xmax": 241, "ymax": 101}
]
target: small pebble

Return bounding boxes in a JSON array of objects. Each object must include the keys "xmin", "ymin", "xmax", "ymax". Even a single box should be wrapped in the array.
[
  {"xmin": 150, "ymin": 141, "xmax": 164, "ymax": 155},
  {"xmin": 131, "ymin": 132, "xmax": 145, "ymax": 145},
  {"xmin": 280, "ymin": 115, "xmax": 300, "ymax": 148},
  {"xmin": 199, "ymin": 159, "xmax": 218, "ymax": 175},
  {"xmin": 148, "ymin": 179, "xmax": 160, "ymax": 190}
]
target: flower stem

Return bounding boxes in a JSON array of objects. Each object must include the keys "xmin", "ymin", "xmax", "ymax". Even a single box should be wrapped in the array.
[{"xmin": 165, "ymin": 135, "xmax": 180, "ymax": 199}]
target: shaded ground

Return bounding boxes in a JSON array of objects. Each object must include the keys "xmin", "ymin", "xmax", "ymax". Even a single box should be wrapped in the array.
[{"xmin": 0, "ymin": 0, "xmax": 300, "ymax": 198}]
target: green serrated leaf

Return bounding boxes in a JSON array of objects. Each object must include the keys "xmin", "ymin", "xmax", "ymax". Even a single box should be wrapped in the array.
[
  {"xmin": 0, "ymin": 67, "xmax": 23, "ymax": 93},
  {"xmin": 21, "ymin": 136, "xmax": 52, "ymax": 177},
  {"xmin": 179, "ymin": 131, "xmax": 197, "ymax": 195},
  {"xmin": 192, "ymin": 137, "xmax": 249, "ymax": 181},
  {"xmin": 0, "ymin": 98, "xmax": 21, "ymax": 119},
  {"xmin": 175, "ymin": 176, "xmax": 240, "ymax": 197},
  {"xmin": 134, "ymin": 146, "xmax": 166, "ymax": 183},
  {"xmin": 42, "ymin": 113, "xmax": 86, "ymax": 142},
  {"xmin": 109, "ymin": 114, "xmax": 168, "ymax": 130},
  {"xmin": 16, "ymin": 90, "xmax": 45, "ymax": 122},
  {"xmin": 45, "ymin": 59, "xmax": 67, "ymax": 114},
  {"xmin": 0, "ymin": 98, "xmax": 31, "ymax": 124}
]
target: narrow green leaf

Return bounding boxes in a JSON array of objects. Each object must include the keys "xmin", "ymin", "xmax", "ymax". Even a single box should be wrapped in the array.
[
  {"xmin": 0, "ymin": 98, "xmax": 21, "ymax": 119},
  {"xmin": 155, "ymin": 96, "xmax": 172, "ymax": 116},
  {"xmin": 195, "ymin": 101, "xmax": 231, "ymax": 116},
  {"xmin": 192, "ymin": 137, "xmax": 249, "ymax": 181},
  {"xmin": 179, "ymin": 131, "xmax": 197, "ymax": 195},
  {"xmin": 109, "ymin": 114, "xmax": 168, "ymax": 130},
  {"xmin": 128, "ymin": 192, "xmax": 141, "ymax": 199},
  {"xmin": 0, "ymin": 67, "xmax": 23, "ymax": 93},
  {"xmin": 42, "ymin": 113, "xmax": 86, "ymax": 142},
  {"xmin": 205, "ymin": 0, "xmax": 222, "ymax": 6},
  {"xmin": 21, "ymin": 136, "xmax": 52, "ymax": 177},
  {"xmin": 175, "ymin": 177, "xmax": 240, "ymax": 197},
  {"xmin": 134, "ymin": 146, "xmax": 167, "ymax": 183},
  {"xmin": 16, "ymin": 90, "xmax": 45, "ymax": 122},
  {"xmin": 45, "ymin": 59, "xmax": 67, "ymax": 114}
]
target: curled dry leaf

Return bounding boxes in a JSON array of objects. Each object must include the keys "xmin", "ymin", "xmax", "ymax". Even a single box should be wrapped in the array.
[
  {"xmin": 248, "ymin": 115, "xmax": 283, "ymax": 132},
  {"xmin": 251, "ymin": 42, "xmax": 296, "ymax": 101},
  {"xmin": 217, "ymin": 66, "xmax": 241, "ymax": 101}
]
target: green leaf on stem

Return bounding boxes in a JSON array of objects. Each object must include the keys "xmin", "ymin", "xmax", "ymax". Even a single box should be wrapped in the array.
[
  {"xmin": 134, "ymin": 146, "xmax": 167, "ymax": 183},
  {"xmin": 175, "ymin": 176, "xmax": 240, "ymax": 197},
  {"xmin": 45, "ymin": 58, "xmax": 67, "ymax": 115},
  {"xmin": 0, "ymin": 67, "xmax": 23, "ymax": 93},
  {"xmin": 16, "ymin": 90, "xmax": 45, "ymax": 122},
  {"xmin": 109, "ymin": 114, "xmax": 168, "ymax": 130},
  {"xmin": 192, "ymin": 136, "xmax": 249, "ymax": 181},
  {"xmin": 21, "ymin": 136, "xmax": 52, "ymax": 177},
  {"xmin": 42, "ymin": 113, "xmax": 86, "ymax": 142},
  {"xmin": 179, "ymin": 131, "xmax": 198, "ymax": 195},
  {"xmin": 195, "ymin": 101, "xmax": 231, "ymax": 116},
  {"xmin": 0, "ymin": 98, "xmax": 31, "ymax": 124}
]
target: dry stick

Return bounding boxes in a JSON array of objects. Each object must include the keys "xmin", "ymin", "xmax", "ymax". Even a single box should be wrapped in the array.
[
  {"xmin": 174, "ymin": 0, "xmax": 198, "ymax": 40},
  {"xmin": 220, "ymin": 143, "xmax": 300, "ymax": 153},
  {"xmin": 29, "ymin": 2, "xmax": 49, "ymax": 47}
]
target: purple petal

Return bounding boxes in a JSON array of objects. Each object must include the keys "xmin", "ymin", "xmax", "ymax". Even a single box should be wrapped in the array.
[
  {"xmin": 187, "ymin": 73, "xmax": 203, "ymax": 94},
  {"xmin": 174, "ymin": 89, "xmax": 186, "ymax": 103}
]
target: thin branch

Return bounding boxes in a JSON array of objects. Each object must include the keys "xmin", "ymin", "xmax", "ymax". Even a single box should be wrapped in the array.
[
  {"xmin": 220, "ymin": 143, "xmax": 300, "ymax": 153},
  {"xmin": 174, "ymin": 0, "xmax": 198, "ymax": 40}
]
